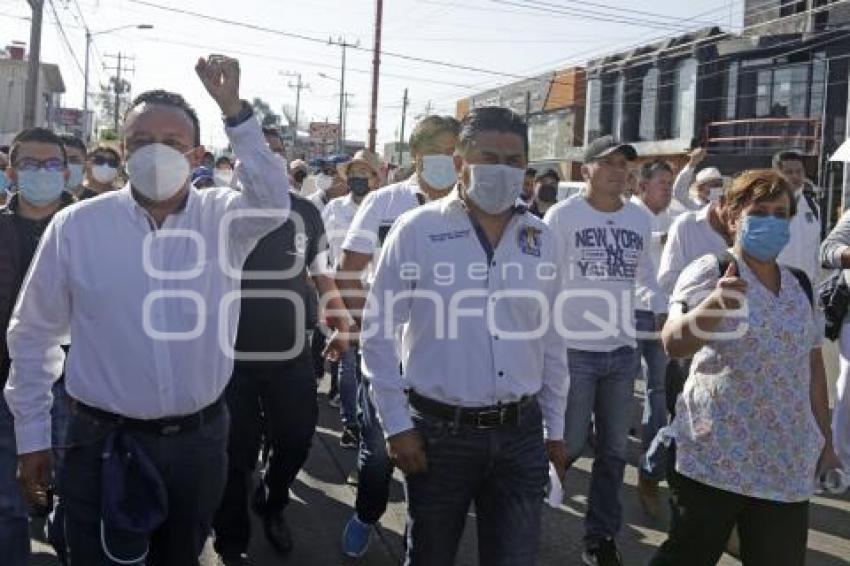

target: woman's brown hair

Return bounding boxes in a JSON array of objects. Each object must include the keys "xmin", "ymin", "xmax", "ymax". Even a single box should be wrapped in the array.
[{"xmin": 723, "ymin": 169, "xmax": 796, "ymax": 221}]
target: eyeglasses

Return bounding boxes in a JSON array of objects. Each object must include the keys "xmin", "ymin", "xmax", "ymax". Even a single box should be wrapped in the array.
[
  {"xmin": 91, "ymin": 155, "xmax": 120, "ymax": 168},
  {"xmin": 14, "ymin": 157, "xmax": 64, "ymax": 172}
]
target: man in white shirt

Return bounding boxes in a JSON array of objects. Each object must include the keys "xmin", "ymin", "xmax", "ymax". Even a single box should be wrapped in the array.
[
  {"xmin": 322, "ymin": 149, "xmax": 380, "ymax": 449},
  {"xmin": 545, "ymin": 135, "xmax": 665, "ymax": 566},
  {"xmin": 774, "ymin": 150, "xmax": 822, "ymax": 283},
  {"xmin": 672, "ymin": 147, "xmax": 724, "ymax": 211},
  {"xmin": 363, "ymin": 106, "xmax": 569, "ymax": 565},
  {"xmin": 4, "ymin": 55, "xmax": 290, "ymax": 565},
  {"xmin": 334, "ymin": 114, "xmax": 461, "ymax": 558}
]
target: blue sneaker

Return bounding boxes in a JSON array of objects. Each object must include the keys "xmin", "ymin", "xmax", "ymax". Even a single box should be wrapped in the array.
[{"xmin": 341, "ymin": 514, "xmax": 372, "ymax": 558}]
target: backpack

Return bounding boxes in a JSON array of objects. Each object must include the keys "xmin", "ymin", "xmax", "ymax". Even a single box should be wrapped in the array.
[{"xmin": 819, "ymin": 270, "xmax": 850, "ymax": 341}]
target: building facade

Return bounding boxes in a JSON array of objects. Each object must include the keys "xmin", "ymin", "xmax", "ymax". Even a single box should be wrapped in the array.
[
  {"xmin": 456, "ymin": 67, "xmax": 586, "ymax": 180},
  {"xmin": 0, "ymin": 44, "xmax": 65, "ymax": 146}
]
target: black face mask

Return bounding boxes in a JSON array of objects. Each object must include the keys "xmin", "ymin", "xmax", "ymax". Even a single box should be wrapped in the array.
[
  {"xmin": 293, "ymin": 170, "xmax": 307, "ymax": 184},
  {"xmin": 348, "ymin": 177, "xmax": 370, "ymax": 197},
  {"xmin": 537, "ymin": 184, "xmax": 558, "ymax": 203}
]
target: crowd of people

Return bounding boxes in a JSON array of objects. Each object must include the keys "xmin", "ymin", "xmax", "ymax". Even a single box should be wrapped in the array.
[{"xmin": 0, "ymin": 54, "xmax": 847, "ymax": 566}]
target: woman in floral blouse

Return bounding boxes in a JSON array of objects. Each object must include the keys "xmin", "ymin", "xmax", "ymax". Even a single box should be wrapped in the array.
[{"xmin": 651, "ymin": 170, "xmax": 842, "ymax": 566}]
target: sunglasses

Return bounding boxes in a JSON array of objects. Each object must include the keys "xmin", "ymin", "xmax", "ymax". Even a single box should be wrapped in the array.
[
  {"xmin": 14, "ymin": 157, "xmax": 64, "ymax": 172},
  {"xmin": 91, "ymin": 155, "xmax": 120, "ymax": 168}
]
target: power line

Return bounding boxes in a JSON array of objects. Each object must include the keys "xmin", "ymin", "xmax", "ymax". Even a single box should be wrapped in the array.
[
  {"xmin": 534, "ymin": 0, "xmax": 730, "ymax": 27},
  {"xmin": 46, "ymin": 0, "xmax": 84, "ymax": 76}
]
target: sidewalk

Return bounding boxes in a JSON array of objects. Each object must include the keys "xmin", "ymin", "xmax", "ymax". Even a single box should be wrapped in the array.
[{"xmin": 31, "ymin": 377, "xmax": 850, "ymax": 565}]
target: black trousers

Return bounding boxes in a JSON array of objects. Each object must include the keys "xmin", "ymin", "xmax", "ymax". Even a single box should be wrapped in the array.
[
  {"xmin": 651, "ymin": 470, "xmax": 809, "ymax": 566},
  {"xmin": 213, "ymin": 352, "xmax": 318, "ymax": 556}
]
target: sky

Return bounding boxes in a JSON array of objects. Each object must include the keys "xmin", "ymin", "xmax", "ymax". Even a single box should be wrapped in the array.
[{"xmin": 0, "ymin": 0, "xmax": 745, "ymax": 153}]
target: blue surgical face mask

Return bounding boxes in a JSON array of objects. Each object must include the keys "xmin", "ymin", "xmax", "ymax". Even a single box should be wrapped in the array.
[
  {"xmin": 17, "ymin": 170, "xmax": 65, "ymax": 206},
  {"xmin": 739, "ymin": 214, "xmax": 790, "ymax": 262},
  {"xmin": 66, "ymin": 163, "xmax": 84, "ymax": 189}
]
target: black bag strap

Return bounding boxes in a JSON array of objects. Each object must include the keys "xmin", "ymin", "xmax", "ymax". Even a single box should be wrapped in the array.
[
  {"xmin": 802, "ymin": 191, "xmax": 820, "ymax": 222},
  {"xmin": 714, "ymin": 252, "xmax": 812, "ymax": 307}
]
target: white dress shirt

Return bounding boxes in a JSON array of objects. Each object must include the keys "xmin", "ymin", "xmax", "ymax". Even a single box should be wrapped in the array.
[
  {"xmin": 544, "ymin": 195, "xmax": 666, "ymax": 352},
  {"xmin": 777, "ymin": 188, "xmax": 821, "ymax": 284},
  {"xmin": 631, "ymin": 197, "xmax": 681, "ymax": 312},
  {"xmin": 5, "ymin": 116, "xmax": 290, "ymax": 454},
  {"xmin": 321, "ymin": 194, "xmax": 360, "ymax": 269},
  {"xmin": 657, "ymin": 205, "xmax": 729, "ymax": 296},
  {"xmin": 361, "ymin": 190, "xmax": 570, "ymax": 440}
]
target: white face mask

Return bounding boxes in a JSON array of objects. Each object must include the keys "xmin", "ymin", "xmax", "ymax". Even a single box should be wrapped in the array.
[
  {"xmin": 708, "ymin": 187, "xmax": 725, "ymax": 203},
  {"xmin": 420, "ymin": 155, "xmax": 457, "ymax": 191},
  {"xmin": 126, "ymin": 143, "xmax": 191, "ymax": 201},
  {"xmin": 214, "ymin": 169, "xmax": 234, "ymax": 187},
  {"xmin": 315, "ymin": 173, "xmax": 333, "ymax": 192},
  {"xmin": 465, "ymin": 164, "xmax": 525, "ymax": 215},
  {"xmin": 91, "ymin": 164, "xmax": 118, "ymax": 184}
]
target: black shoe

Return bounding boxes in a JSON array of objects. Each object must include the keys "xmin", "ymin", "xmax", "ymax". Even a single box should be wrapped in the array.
[
  {"xmin": 340, "ymin": 425, "xmax": 360, "ymax": 449},
  {"xmin": 262, "ymin": 511, "xmax": 294, "ymax": 555},
  {"xmin": 220, "ymin": 552, "xmax": 253, "ymax": 566},
  {"xmin": 582, "ymin": 538, "xmax": 623, "ymax": 566}
]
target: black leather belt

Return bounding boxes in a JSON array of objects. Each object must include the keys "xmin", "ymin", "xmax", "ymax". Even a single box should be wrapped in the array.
[
  {"xmin": 74, "ymin": 397, "xmax": 224, "ymax": 437},
  {"xmin": 408, "ymin": 390, "xmax": 534, "ymax": 429}
]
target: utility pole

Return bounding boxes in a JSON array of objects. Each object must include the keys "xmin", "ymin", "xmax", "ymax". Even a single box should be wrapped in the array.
[
  {"xmin": 84, "ymin": 28, "xmax": 91, "ymax": 140},
  {"xmin": 284, "ymin": 71, "xmax": 309, "ymax": 149},
  {"xmin": 329, "ymin": 36, "xmax": 359, "ymax": 154},
  {"xmin": 398, "ymin": 88, "xmax": 409, "ymax": 166},
  {"xmin": 23, "ymin": 0, "xmax": 44, "ymax": 129},
  {"xmin": 104, "ymin": 53, "xmax": 135, "ymax": 134},
  {"xmin": 368, "ymin": 0, "xmax": 384, "ymax": 152}
]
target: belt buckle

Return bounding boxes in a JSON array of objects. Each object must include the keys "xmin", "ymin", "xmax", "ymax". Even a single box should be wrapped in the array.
[{"xmin": 474, "ymin": 407, "xmax": 505, "ymax": 429}]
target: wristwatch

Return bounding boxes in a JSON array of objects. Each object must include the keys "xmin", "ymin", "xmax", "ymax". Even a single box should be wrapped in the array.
[{"xmin": 224, "ymin": 100, "xmax": 253, "ymax": 128}]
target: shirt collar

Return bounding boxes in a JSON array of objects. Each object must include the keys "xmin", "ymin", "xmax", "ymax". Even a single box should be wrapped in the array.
[
  {"xmin": 696, "ymin": 203, "xmax": 712, "ymax": 222},
  {"xmin": 119, "ymin": 182, "xmax": 196, "ymax": 224}
]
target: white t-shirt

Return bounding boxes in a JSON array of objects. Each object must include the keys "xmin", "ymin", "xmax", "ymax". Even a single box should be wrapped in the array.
[
  {"xmin": 321, "ymin": 194, "xmax": 360, "ymax": 268},
  {"xmin": 342, "ymin": 176, "xmax": 429, "ymax": 257},
  {"xmin": 777, "ymin": 188, "xmax": 821, "ymax": 284},
  {"xmin": 544, "ymin": 194, "xmax": 665, "ymax": 352},
  {"xmin": 657, "ymin": 205, "xmax": 729, "ymax": 296}
]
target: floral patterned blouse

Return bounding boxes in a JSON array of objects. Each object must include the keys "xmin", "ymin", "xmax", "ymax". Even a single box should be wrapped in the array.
[{"xmin": 670, "ymin": 253, "xmax": 824, "ymax": 502}]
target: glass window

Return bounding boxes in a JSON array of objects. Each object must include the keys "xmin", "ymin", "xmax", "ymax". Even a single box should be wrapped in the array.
[
  {"xmin": 756, "ymin": 69, "xmax": 772, "ymax": 117},
  {"xmin": 675, "ymin": 58, "xmax": 698, "ymax": 140},
  {"xmin": 640, "ymin": 68, "xmax": 658, "ymax": 140},
  {"xmin": 810, "ymin": 54, "xmax": 827, "ymax": 121},
  {"xmin": 586, "ymin": 77, "xmax": 602, "ymax": 142}
]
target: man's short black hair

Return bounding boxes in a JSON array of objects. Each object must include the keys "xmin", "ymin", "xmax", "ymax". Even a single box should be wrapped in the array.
[
  {"xmin": 458, "ymin": 107, "xmax": 528, "ymax": 156},
  {"xmin": 125, "ymin": 89, "xmax": 201, "ymax": 146},
  {"xmin": 87, "ymin": 145, "xmax": 121, "ymax": 163},
  {"xmin": 409, "ymin": 115, "xmax": 461, "ymax": 157},
  {"xmin": 262, "ymin": 126, "xmax": 283, "ymax": 142},
  {"xmin": 10, "ymin": 127, "xmax": 67, "ymax": 165},
  {"xmin": 773, "ymin": 150, "xmax": 804, "ymax": 169},
  {"xmin": 639, "ymin": 159, "xmax": 673, "ymax": 182},
  {"xmin": 215, "ymin": 155, "xmax": 233, "ymax": 168},
  {"xmin": 59, "ymin": 134, "xmax": 86, "ymax": 156}
]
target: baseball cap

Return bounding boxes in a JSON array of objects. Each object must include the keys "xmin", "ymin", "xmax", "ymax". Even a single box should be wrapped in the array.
[
  {"xmin": 583, "ymin": 135, "xmax": 637, "ymax": 163},
  {"xmin": 696, "ymin": 167, "xmax": 723, "ymax": 185}
]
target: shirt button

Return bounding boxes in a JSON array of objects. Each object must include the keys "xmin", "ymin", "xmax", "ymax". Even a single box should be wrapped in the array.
[{"xmin": 498, "ymin": 371, "xmax": 505, "ymax": 377}]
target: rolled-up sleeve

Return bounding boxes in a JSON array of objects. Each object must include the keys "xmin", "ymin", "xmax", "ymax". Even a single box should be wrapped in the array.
[
  {"xmin": 5, "ymin": 215, "xmax": 71, "ymax": 454},
  {"xmin": 360, "ymin": 217, "xmax": 415, "ymax": 437},
  {"xmin": 225, "ymin": 115, "xmax": 291, "ymax": 254},
  {"xmin": 820, "ymin": 209, "xmax": 850, "ymax": 269},
  {"xmin": 672, "ymin": 163, "xmax": 699, "ymax": 212}
]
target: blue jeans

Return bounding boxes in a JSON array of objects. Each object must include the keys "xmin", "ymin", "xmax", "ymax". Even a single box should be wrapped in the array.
[
  {"xmin": 635, "ymin": 310, "xmax": 668, "ymax": 482},
  {"xmin": 354, "ymin": 379, "xmax": 393, "ymax": 524},
  {"xmin": 338, "ymin": 347, "xmax": 359, "ymax": 426},
  {"xmin": 404, "ymin": 399, "xmax": 547, "ymax": 566},
  {"xmin": 0, "ymin": 380, "xmax": 71, "ymax": 566},
  {"xmin": 564, "ymin": 346, "xmax": 639, "ymax": 543}
]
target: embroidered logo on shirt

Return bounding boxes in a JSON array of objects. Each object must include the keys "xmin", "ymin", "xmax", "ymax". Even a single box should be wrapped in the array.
[
  {"xmin": 427, "ymin": 229, "xmax": 470, "ymax": 242},
  {"xmin": 518, "ymin": 226, "xmax": 542, "ymax": 257}
]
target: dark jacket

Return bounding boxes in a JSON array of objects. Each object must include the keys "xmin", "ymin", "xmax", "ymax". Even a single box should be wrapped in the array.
[{"xmin": 0, "ymin": 192, "xmax": 75, "ymax": 385}]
